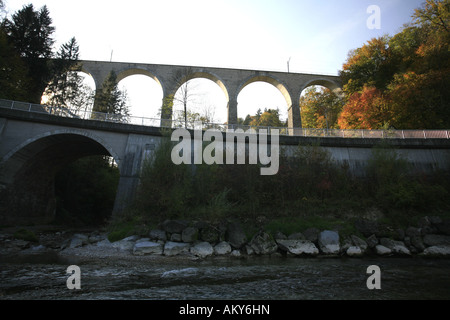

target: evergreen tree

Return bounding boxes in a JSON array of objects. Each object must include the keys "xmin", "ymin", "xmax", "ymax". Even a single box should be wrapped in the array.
[
  {"xmin": 5, "ymin": 4, "xmax": 55, "ymax": 103},
  {"xmin": 93, "ymin": 71, "xmax": 130, "ymax": 121},
  {"xmin": 45, "ymin": 37, "xmax": 93, "ymax": 112}
]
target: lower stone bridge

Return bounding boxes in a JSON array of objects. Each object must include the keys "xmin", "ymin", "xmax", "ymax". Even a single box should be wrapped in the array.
[{"xmin": 1, "ymin": 105, "xmax": 449, "ymax": 225}]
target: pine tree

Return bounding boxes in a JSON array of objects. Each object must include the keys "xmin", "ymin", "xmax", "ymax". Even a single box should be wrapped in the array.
[
  {"xmin": 93, "ymin": 71, "xmax": 130, "ymax": 121},
  {"xmin": 45, "ymin": 37, "xmax": 92, "ymax": 112}
]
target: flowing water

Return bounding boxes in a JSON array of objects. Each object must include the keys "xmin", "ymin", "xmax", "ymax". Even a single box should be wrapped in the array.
[{"xmin": 1, "ymin": 252, "xmax": 450, "ymax": 300}]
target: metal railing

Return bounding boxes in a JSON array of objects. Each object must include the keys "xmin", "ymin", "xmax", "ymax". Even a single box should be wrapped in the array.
[{"xmin": 1, "ymin": 98, "xmax": 449, "ymax": 139}]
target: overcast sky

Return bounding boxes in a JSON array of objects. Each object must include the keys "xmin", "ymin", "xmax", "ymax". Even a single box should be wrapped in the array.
[{"xmin": 5, "ymin": 0, "xmax": 425, "ymax": 123}]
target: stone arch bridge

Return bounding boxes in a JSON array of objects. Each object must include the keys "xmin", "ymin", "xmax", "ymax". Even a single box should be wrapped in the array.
[{"xmin": 80, "ymin": 60, "xmax": 343, "ymax": 127}]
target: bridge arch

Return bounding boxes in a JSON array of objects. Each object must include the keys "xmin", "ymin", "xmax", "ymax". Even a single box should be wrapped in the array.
[
  {"xmin": 170, "ymin": 70, "xmax": 230, "ymax": 102},
  {"xmin": 238, "ymin": 75, "xmax": 292, "ymax": 110},
  {"xmin": 0, "ymin": 130, "xmax": 120, "ymax": 225},
  {"xmin": 116, "ymin": 68, "xmax": 164, "ymax": 94},
  {"xmin": 300, "ymin": 78, "xmax": 343, "ymax": 98}
]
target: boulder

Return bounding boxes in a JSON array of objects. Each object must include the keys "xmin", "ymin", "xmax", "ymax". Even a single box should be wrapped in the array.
[
  {"xmin": 355, "ymin": 219, "xmax": 379, "ymax": 237},
  {"xmin": 375, "ymin": 245, "xmax": 392, "ymax": 256},
  {"xmin": 163, "ymin": 241, "xmax": 190, "ymax": 256},
  {"xmin": 170, "ymin": 233, "xmax": 182, "ymax": 242},
  {"xmin": 249, "ymin": 232, "xmax": 278, "ymax": 255},
  {"xmin": 288, "ymin": 232, "xmax": 305, "ymax": 240},
  {"xmin": 190, "ymin": 242, "xmax": 214, "ymax": 258},
  {"xmin": 133, "ymin": 241, "xmax": 163, "ymax": 256},
  {"xmin": 96, "ymin": 239, "xmax": 113, "ymax": 248},
  {"xmin": 274, "ymin": 232, "xmax": 287, "ymax": 240},
  {"xmin": 276, "ymin": 239, "xmax": 319, "ymax": 256},
  {"xmin": 112, "ymin": 239, "xmax": 135, "ymax": 251},
  {"xmin": 161, "ymin": 220, "xmax": 188, "ymax": 234},
  {"xmin": 318, "ymin": 230, "xmax": 340, "ymax": 255},
  {"xmin": 351, "ymin": 235, "xmax": 368, "ymax": 252},
  {"xmin": 303, "ymin": 228, "xmax": 320, "ymax": 243},
  {"xmin": 199, "ymin": 226, "xmax": 219, "ymax": 243},
  {"xmin": 423, "ymin": 234, "xmax": 450, "ymax": 247},
  {"xmin": 230, "ymin": 250, "xmax": 242, "ymax": 257},
  {"xmin": 410, "ymin": 236, "xmax": 426, "ymax": 252},
  {"xmin": 346, "ymin": 246, "xmax": 363, "ymax": 257},
  {"xmin": 366, "ymin": 234, "xmax": 378, "ymax": 248},
  {"xmin": 69, "ymin": 234, "xmax": 89, "ymax": 248},
  {"xmin": 380, "ymin": 238, "xmax": 410, "ymax": 255},
  {"xmin": 226, "ymin": 222, "xmax": 247, "ymax": 249},
  {"xmin": 405, "ymin": 227, "xmax": 421, "ymax": 238},
  {"xmin": 214, "ymin": 241, "xmax": 232, "ymax": 255},
  {"xmin": 149, "ymin": 229, "xmax": 167, "ymax": 241},
  {"xmin": 422, "ymin": 245, "xmax": 450, "ymax": 257},
  {"xmin": 182, "ymin": 227, "xmax": 198, "ymax": 243}
]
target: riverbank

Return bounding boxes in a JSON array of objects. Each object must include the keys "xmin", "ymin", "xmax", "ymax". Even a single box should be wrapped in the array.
[{"xmin": 1, "ymin": 214, "xmax": 450, "ymax": 262}]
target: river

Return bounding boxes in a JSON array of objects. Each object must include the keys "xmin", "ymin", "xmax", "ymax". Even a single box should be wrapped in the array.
[{"xmin": 1, "ymin": 252, "xmax": 449, "ymax": 300}]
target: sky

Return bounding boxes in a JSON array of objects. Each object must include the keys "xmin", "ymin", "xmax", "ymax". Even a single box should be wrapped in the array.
[{"xmin": 4, "ymin": 0, "xmax": 426, "ymax": 124}]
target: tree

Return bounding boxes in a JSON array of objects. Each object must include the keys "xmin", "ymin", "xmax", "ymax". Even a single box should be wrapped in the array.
[
  {"xmin": 337, "ymin": 86, "xmax": 391, "ymax": 129},
  {"xmin": 93, "ymin": 71, "xmax": 130, "ymax": 121},
  {"xmin": 339, "ymin": 0, "xmax": 450, "ymax": 129},
  {"xmin": 300, "ymin": 86, "xmax": 344, "ymax": 129},
  {"xmin": 243, "ymin": 108, "xmax": 286, "ymax": 127},
  {"xmin": 340, "ymin": 36, "xmax": 395, "ymax": 96},
  {"xmin": 171, "ymin": 67, "xmax": 198, "ymax": 128},
  {"xmin": 0, "ymin": 25, "xmax": 30, "ymax": 100},
  {"xmin": 45, "ymin": 37, "xmax": 93, "ymax": 112},
  {"xmin": 5, "ymin": 4, "xmax": 55, "ymax": 103}
]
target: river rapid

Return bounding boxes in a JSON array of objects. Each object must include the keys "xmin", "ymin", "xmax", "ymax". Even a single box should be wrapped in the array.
[{"xmin": 1, "ymin": 251, "xmax": 450, "ymax": 300}]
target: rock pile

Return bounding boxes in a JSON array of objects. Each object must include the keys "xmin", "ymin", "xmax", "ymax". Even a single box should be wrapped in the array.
[{"xmin": 3, "ymin": 216, "xmax": 450, "ymax": 259}]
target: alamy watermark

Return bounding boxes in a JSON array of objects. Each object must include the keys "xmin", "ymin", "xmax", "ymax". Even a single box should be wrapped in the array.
[
  {"xmin": 366, "ymin": 265, "xmax": 381, "ymax": 290},
  {"xmin": 66, "ymin": 265, "xmax": 81, "ymax": 290},
  {"xmin": 170, "ymin": 122, "xmax": 280, "ymax": 176},
  {"xmin": 367, "ymin": 5, "xmax": 381, "ymax": 30}
]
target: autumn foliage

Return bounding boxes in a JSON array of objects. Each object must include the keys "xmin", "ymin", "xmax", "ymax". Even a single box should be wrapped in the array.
[{"xmin": 336, "ymin": 0, "xmax": 450, "ymax": 130}]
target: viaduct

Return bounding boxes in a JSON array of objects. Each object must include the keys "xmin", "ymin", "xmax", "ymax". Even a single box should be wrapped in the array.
[{"xmin": 0, "ymin": 61, "xmax": 449, "ymax": 225}]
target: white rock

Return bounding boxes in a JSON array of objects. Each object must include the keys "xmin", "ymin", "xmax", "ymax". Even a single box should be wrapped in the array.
[
  {"xmin": 214, "ymin": 241, "xmax": 232, "ymax": 255},
  {"xmin": 392, "ymin": 244, "xmax": 411, "ymax": 256},
  {"xmin": 163, "ymin": 241, "xmax": 190, "ymax": 256},
  {"xmin": 422, "ymin": 245, "xmax": 450, "ymax": 257},
  {"xmin": 112, "ymin": 239, "xmax": 135, "ymax": 251},
  {"xmin": 276, "ymin": 239, "xmax": 319, "ymax": 256},
  {"xmin": 318, "ymin": 230, "xmax": 340, "ymax": 254},
  {"xmin": 346, "ymin": 246, "xmax": 363, "ymax": 257},
  {"xmin": 230, "ymin": 250, "xmax": 241, "ymax": 257},
  {"xmin": 375, "ymin": 245, "xmax": 392, "ymax": 255},
  {"xmin": 133, "ymin": 241, "xmax": 163, "ymax": 256},
  {"xmin": 190, "ymin": 242, "xmax": 214, "ymax": 258}
]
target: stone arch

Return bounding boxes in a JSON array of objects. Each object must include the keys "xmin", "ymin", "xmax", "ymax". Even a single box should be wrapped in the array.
[
  {"xmin": 237, "ymin": 74, "xmax": 293, "ymax": 110},
  {"xmin": 116, "ymin": 68, "xmax": 165, "ymax": 96},
  {"xmin": 170, "ymin": 70, "xmax": 229, "ymax": 102},
  {"xmin": 300, "ymin": 78, "xmax": 343, "ymax": 99},
  {"xmin": 0, "ymin": 130, "xmax": 120, "ymax": 224}
]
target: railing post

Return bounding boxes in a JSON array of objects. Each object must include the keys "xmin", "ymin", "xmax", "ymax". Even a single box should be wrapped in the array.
[
  {"xmin": 11, "ymin": 100, "xmax": 15, "ymax": 109},
  {"xmin": 447, "ymin": 130, "xmax": 449, "ymax": 139},
  {"xmin": 402, "ymin": 130, "xmax": 405, "ymax": 139},
  {"xmin": 423, "ymin": 130, "xmax": 427, "ymax": 139}
]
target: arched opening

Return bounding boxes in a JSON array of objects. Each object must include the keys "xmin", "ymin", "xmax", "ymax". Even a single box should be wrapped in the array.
[
  {"xmin": 40, "ymin": 71, "xmax": 96, "ymax": 117},
  {"xmin": 172, "ymin": 75, "xmax": 228, "ymax": 127},
  {"xmin": 117, "ymin": 73, "xmax": 164, "ymax": 122},
  {"xmin": 300, "ymin": 81, "xmax": 344, "ymax": 130},
  {"xmin": 237, "ymin": 79, "xmax": 290, "ymax": 127},
  {"xmin": 0, "ymin": 133, "xmax": 119, "ymax": 226}
]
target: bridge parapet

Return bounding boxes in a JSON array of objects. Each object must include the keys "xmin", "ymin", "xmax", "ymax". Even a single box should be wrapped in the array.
[{"xmin": 1, "ymin": 99, "xmax": 449, "ymax": 141}]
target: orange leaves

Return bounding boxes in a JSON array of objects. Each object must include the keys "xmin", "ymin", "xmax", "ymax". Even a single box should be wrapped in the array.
[{"xmin": 337, "ymin": 86, "xmax": 390, "ymax": 130}]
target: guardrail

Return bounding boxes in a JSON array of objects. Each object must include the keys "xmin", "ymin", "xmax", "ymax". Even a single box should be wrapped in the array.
[{"xmin": 1, "ymin": 99, "xmax": 449, "ymax": 139}]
